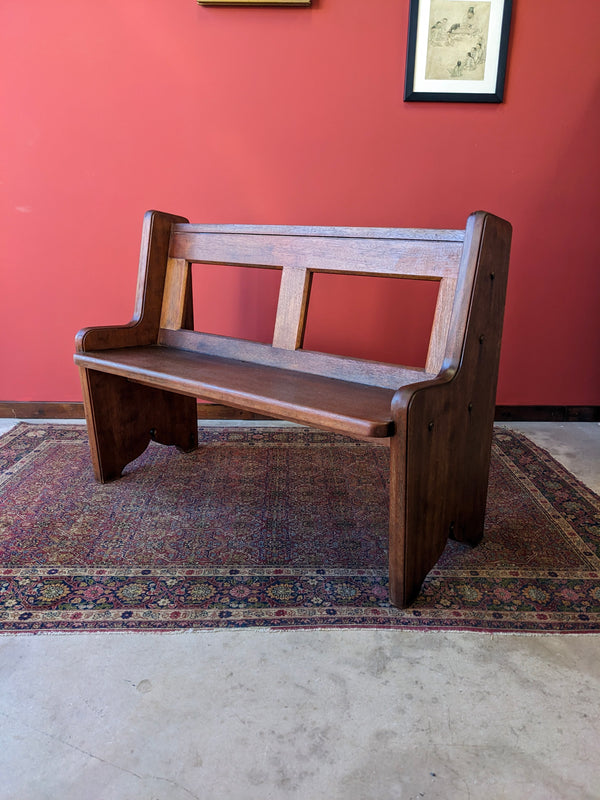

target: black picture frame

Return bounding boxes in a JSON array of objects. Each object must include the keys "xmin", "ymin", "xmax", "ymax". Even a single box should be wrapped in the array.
[{"xmin": 404, "ymin": 0, "xmax": 512, "ymax": 103}]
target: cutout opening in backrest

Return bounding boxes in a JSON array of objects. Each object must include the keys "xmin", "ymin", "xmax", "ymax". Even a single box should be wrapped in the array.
[
  {"xmin": 302, "ymin": 273, "xmax": 440, "ymax": 368},
  {"xmin": 191, "ymin": 263, "xmax": 281, "ymax": 344}
]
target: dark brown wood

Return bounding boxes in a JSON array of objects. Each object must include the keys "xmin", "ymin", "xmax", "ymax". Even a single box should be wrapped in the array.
[
  {"xmin": 2, "ymin": 402, "xmax": 598, "ymax": 422},
  {"xmin": 272, "ymin": 267, "xmax": 313, "ymax": 350},
  {"xmin": 170, "ymin": 229, "xmax": 463, "ymax": 278},
  {"xmin": 389, "ymin": 212, "xmax": 512, "ymax": 606},
  {"xmin": 195, "ymin": 404, "xmax": 272, "ymax": 421},
  {"xmin": 76, "ymin": 347, "xmax": 396, "ymax": 439},
  {"xmin": 79, "ymin": 368, "xmax": 198, "ymax": 483},
  {"xmin": 0, "ymin": 402, "xmax": 86, "ymax": 419},
  {"xmin": 157, "ymin": 329, "xmax": 433, "ymax": 389},
  {"xmin": 171, "ymin": 222, "xmax": 466, "ymax": 240},
  {"xmin": 495, "ymin": 406, "xmax": 600, "ymax": 422},
  {"xmin": 75, "ymin": 210, "xmax": 189, "ymax": 353},
  {"xmin": 73, "ymin": 210, "xmax": 512, "ymax": 607},
  {"xmin": 0, "ymin": 402, "xmax": 270, "ymax": 421}
]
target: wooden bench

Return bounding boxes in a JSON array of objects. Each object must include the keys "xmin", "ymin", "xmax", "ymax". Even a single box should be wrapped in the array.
[{"xmin": 74, "ymin": 210, "xmax": 511, "ymax": 607}]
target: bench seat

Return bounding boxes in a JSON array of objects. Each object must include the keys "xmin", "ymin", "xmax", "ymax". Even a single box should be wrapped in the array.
[{"xmin": 76, "ymin": 345, "xmax": 401, "ymax": 438}]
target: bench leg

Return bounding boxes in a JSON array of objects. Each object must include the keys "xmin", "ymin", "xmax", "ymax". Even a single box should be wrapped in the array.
[
  {"xmin": 388, "ymin": 437, "xmax": 420, "ymax": 608},
  {"xmin": 388, "ymin": 416, "xmax": 491, "ymax": 607},
  {"xmin": 79, "ymin": 368, "xmax": 198, "ymax": 483},
  {"xmin": 388, "ymin": 432, "xmax": 453, "ymax": 609},
  {"xmin": 447, "ymin": 450, "xmax": 490, "ymax": 547}
]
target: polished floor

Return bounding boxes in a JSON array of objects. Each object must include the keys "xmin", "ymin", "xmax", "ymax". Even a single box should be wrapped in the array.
[{"xmin": 0, "ymin": 420, "xmax": 598, "ymax": 799}]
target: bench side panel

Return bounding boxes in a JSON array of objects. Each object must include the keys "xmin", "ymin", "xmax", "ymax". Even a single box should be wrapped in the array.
[{"xmin": 388, "ymin": 211, "xmax": 512, "ymax": 606}]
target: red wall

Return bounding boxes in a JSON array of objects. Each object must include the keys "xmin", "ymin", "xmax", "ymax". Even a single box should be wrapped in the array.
[{"xmin": 1, "ymin": 0, "xmax": 599, "ymax": 405}]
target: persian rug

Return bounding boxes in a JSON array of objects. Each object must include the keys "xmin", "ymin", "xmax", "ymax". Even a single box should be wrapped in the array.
[{"xmin": 0, "ymin": 423, "xmax": 599, "ymax": 633}]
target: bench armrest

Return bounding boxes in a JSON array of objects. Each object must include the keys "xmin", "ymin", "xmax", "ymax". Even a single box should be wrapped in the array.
[
  {"xmin": 75, "ymin": 210, "xmax": 189, "ymax": 353},
  {"xmin": 75, "ymin": 321, "xmax": 152, "ymax": 352}
]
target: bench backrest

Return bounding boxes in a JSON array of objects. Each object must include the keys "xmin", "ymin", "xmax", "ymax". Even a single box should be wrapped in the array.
[{"xmin": 133, "ymin": 211, "xmax": 510, "ymax": 391}]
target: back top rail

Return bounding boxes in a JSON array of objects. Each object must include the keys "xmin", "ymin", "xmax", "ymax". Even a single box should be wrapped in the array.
[
  {"xmin": 171, "ymin": 223, "xmax": 466, "ymax": 240},
  {"xmin": 169, "ymin": 228, "xmax": 464, "ymax": 279}
]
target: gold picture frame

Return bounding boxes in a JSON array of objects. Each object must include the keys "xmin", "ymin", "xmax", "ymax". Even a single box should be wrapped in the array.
[{"xmin": 198, "ymin": 1, "xmax": 310, "ymax": 6}]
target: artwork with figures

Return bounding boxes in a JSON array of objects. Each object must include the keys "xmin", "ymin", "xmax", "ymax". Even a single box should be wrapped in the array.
[{"xmin": 426, "ymin": 1, "xmax": 491, "ymax": 81}]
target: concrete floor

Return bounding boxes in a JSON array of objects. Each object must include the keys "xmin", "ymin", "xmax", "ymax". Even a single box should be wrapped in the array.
[{"xmin": 0, "ymin": 420, "xmax": 599, "ymax": 799}]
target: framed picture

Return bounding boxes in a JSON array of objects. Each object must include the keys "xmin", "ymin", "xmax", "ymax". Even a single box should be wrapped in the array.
[
  {"xmin": 404, "ymin": 0, "xmax": 512, "ymax": 102},
  {"xmin": 197, "ymin": 1, "xmax": 310, "ymax": 5}
]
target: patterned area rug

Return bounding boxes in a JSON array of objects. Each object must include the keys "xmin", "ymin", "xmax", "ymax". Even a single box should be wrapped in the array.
[{"xmin": 1, "ymin": 423, "xmax": 599, "ymax": 633}]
